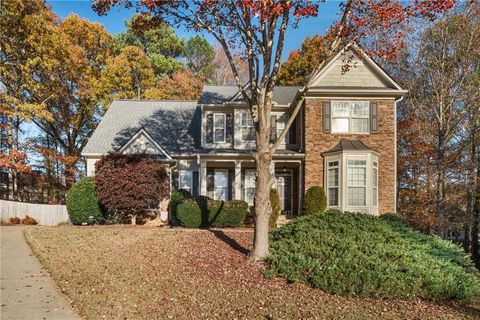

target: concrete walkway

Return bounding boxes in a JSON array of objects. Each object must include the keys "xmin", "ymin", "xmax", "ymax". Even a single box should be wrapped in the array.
[{"xmin": 0, "ymin": 226, "xmax": 80, "ymax": 320}]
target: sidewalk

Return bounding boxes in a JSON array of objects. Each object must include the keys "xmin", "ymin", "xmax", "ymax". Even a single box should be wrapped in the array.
[{"xmin": 0, "ymin": 226, "xmax": 80, "ymax": 320}]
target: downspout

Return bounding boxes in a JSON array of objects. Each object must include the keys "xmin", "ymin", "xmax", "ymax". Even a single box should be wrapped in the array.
[
  {"xmin": 394, "ymin": 95, "xmax": 405, "ymax": 213},
  {"xmin": 168, "ymin": 159, "xmax": 178, "ymax": 221}
]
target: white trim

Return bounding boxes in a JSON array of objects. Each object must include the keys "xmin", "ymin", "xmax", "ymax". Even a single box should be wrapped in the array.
[
  {"xmin": 118, "ymin": 128, "xmax": 172, "ymax": 159},
  {"xmin": 213, "ymin": 113, "xmax": 226, "ymax": 143}
]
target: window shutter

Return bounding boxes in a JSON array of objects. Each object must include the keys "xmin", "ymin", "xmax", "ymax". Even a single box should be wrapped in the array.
[
  {"xmin": 228, "ymin": 169, "xmax": 234, "ymax": 200},
  {"xmin": 226, "ymin": 113, "xmax": 233, "ymax": 143},
  {"xmin": 206, "ymin": 113, "xmax": 213, "ymax": 143},
  {"xmin": 192, "ymin": 171, "xmax": 199, "ymax": 196},
  {"xmin": 370, "ymin": 102, "xmax": 378, "ymax": 133},
  {"xmin": 323, "ymin": 101, "xmax": 331, "ymax": 133},
  {"xmin": 289, "ymin": 116, "xmax": 297, "ymax": 144},
  {"xmin": 270, "ymin": 115, "xmax": 277, "ymax": 143}
]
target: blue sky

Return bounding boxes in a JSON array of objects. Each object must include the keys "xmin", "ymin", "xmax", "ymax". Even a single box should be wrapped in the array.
[{"xmin": 47, "ymin": 0, "xmax": 341, "ymax": 61}]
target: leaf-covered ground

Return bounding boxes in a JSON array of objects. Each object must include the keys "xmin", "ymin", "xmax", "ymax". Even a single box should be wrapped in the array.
[{"xmin": 25, "ymin": 226, "xmax": 480, "ymax": 319}]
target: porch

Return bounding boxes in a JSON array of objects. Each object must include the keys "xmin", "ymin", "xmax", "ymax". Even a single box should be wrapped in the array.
[{"xmin": 176, "ymin": 158, "xmax": 303, "ymax": 216}]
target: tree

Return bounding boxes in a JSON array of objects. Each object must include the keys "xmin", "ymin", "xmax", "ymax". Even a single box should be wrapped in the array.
[
  {"xmin": 100, "ymin": 45, "xmax": 157, "ymax": 103},
  {"xmin": 144, "ymin": 70, "xmax": 203, "ymax": 100},
  {"xmin": 95, "ymin": 153, "xmax": 169, "ymax": 224},
  {"xmin": 185, "ymin": 36, "xmax": 215, "ymax": 81},
  {"xmin": 211, "ymin": 46, "xmax": 249, "ymax": 85},
  {"xmin": 113, "ymin": 15, "xmax": 185, "ymax": 77},
  {"xmin": 94, "ymin": 0, "xmax": 455, "ymax": 261},
  {"xmin": 278, "ymin": 33, "xmax": 333, "ymax": 86}
]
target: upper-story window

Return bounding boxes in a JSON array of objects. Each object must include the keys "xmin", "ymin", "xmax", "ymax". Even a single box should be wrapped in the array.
[
  {"xmin": 331, "ymin": 101, "xmax": 369, "ymax": 134},
  {"xmin": 213, "ymin": 113, "xmax": 226, "ymax": 143},
  {"xmin": 241, "ymin": 111, "xmax": 255, "ymax": 141}
]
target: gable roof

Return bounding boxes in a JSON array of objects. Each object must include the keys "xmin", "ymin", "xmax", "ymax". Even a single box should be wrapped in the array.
[
  {"xmin": 118, "ymin": 127, "xmax": 172, "ymax": 159},
  {"xmin": 198, "ymin": 85, "xmax": 301, "ymax": 105},
  {"xmin": 308, "ymin": 42, "xmax": 407, "ymax": 96},
  {"xmin": 82, "ymin": 100, "xmax": 200, "ymax": 156}
]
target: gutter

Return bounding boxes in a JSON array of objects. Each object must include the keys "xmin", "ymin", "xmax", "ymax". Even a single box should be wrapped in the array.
[{"xmin": 394, "ymin": 94, "xmax": 406, "ymax": 213}]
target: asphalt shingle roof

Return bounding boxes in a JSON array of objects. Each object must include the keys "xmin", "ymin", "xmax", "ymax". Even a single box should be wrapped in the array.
[
  {"xmin": 82, "ymin": 100, "xmax": 200, "ymax": 156},
  {"xmin": 198, "ymin": 85, "xmax": 301, "ymax": 105}
]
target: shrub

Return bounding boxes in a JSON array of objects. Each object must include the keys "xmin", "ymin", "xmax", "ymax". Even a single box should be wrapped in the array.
[
  {"xmin": 9, "ymin": 217, "xmax": 20, "ymax": 224},
  {"xmin": 95, "ymin": 153, "xmax": 169, "ymax": 224},
  {"xmin": 169, "ymin": 189, "xmax": 192, "ymax": 225},
  {"xmin": 269, "ymin": 188, "xmax": 281, "ymax": 229},
  {"xmin": 211, "ymin": 200, "xmax": 248, "ymax": 228},
  {"xmin": 303, "ymin": 186, "xmax": 326, "ymax": 215},
  {"xmin": 21, "ymin": 215, "xmax": 37, "ymax": 225},
  {"xmin": 267, "ymin": 210, "xmax": 480, "ymax": 302},
  {"xmin": 66, "ymin": 177, "xmax": 103, "ymax": 225},
  {"xmin": 176, "ymin": 196, "xmax": 248, "ymax": 228},
  {"xmin": 177, "ymin": 198, "xmax": 203, "ymax": 228}
]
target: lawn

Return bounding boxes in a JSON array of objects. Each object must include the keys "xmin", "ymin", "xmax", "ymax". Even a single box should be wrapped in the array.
[{"xmin": 25, "ymin": 226, "xmax": 479, "ymax": 319}]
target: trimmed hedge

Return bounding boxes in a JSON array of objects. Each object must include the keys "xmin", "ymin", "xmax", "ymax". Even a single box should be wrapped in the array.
[
  {"xmin": 66, "ymin": 177, "xmax": 103, "ymax": 225},
  {"xmin": 170, "ymin": 189, "xmax": 192, "ymax": 225},
  {"xmin": 303, "ymin": 186, "xmax": 327, "ymax": 214},
  {"xmin": 267, "ymin": 210, "xmax": 480, "ymax": 302},
  {"xmin": 269, "ymin": 188, "xmax": 281, "ymax": 229},
  {"xmin": 176, "ymin": 196, "xmax": 248, "ymax": 228}
]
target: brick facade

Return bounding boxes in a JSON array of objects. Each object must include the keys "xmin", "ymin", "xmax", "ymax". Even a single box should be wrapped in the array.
[{"xmin": 303, "ymin": 98, "xmax": 396, "ymax": 214}]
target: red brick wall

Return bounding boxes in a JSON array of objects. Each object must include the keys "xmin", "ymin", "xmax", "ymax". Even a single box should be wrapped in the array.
[{"xmin": 303, "ymin": 98, "xmax": 396, "ymax": 213}]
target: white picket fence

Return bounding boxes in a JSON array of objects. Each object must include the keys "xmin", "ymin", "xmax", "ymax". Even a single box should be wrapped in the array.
[{"xmin": 0, "ymin": 199, "xmax": 69, "ymax": 226}]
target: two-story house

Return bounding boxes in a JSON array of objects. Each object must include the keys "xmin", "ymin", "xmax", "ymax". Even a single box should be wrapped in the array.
[{"xmin": 82, "ymin": 43, "xmax": 407, "ymax": 217}]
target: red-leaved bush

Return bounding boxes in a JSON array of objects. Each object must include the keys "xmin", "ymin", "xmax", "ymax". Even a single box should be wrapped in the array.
[{"xmin": 95, "ymin": 153, "xmax": 168, "ymax": 223}]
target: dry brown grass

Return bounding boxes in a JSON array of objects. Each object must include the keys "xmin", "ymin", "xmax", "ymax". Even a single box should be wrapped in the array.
[{"xmin": 25, "ymin": 226, "xmax": 480, "ymax": 319}]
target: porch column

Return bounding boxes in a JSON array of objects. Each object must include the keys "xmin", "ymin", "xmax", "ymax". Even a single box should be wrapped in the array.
[
  {"xmin": 234, "ymin": 160, "xmax": 242, "ymax": 200},
  {"xmin": 200, "ymin": 160, "xmax": 207, "ymax": 196},
  {"xmin": 298, "ymin": 162, "xmax": 303, "ymax": 215},
  {"xmin": 270, "ymin": 160, "xmax": 276, "ymax": 188}
]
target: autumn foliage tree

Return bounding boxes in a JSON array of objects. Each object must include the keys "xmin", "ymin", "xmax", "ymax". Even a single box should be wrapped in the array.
[
  {"xmin": 93, "ymin": 0, "xmax": 454, "ymax": 261},
  {"xmin": 95, "ymin": 153, "xmax": 169, "ymax": 224}
]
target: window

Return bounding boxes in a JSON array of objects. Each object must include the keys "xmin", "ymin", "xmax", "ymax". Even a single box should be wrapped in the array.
[
  {"xmin": 327, "ymin": 161, "xmax": 339, "ymax": 206},
  {"xmin": 214, "ymin": 169, "xmax": 228, "ymax": 201},
  {"xmin": 213, "ymin": 113, "xmax": 226, "ymax": 143},
  {"xmin": 372, "ymin": 161, "xmax": 378, "ymax": 207},
  {"xmin": 241, "ymin": 111, "xmax": 255, "ymax": 141},
  {"xmin": 244, "ymin": 170, "xmax": 256, "ymax": 205},
  {"xmin": 347, "ymin": 159, "xmax": 367, "ymax": 206},
  {"xmin": 276, "ymin": 114, "xmax": 289, "ymax": 144},
  {"xmin": 331, "ymin": 101, "xmax": 369, "ymax": 134},
  {"xmin": 178, "ymin": 171, "xmax": 193, "ymax": 193}
]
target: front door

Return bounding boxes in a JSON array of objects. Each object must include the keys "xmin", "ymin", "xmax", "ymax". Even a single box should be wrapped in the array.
[{"xmin": 275, "ymin": 174, "xmax": 292, "ymax": 213}]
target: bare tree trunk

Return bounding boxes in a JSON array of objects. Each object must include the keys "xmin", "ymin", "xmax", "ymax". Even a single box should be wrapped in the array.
[
  {"xmin": 471, "ymin": 159, "xmax": 480, "ymax": 268},
  {"xmin": 436, "ymin": 130, "xmax": 447, "ymax": 238},
  {"xmin": 251, "ymin": 96, "xmax": 274, "ymax": 261}
]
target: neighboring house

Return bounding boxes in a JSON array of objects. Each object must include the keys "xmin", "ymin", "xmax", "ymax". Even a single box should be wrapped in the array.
[{"xmin": 82, "ymin": 43, "xmax": 407, "ymax": 216}]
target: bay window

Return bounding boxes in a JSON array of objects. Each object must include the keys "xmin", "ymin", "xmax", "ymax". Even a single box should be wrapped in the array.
[
  {"xmin": 331, "ymin": 101, "xmax": 369, "ymax": 134},
  {"xmin": 327, "ymin": 160, "xmax": 339, "ymax": 206},
  {"xmin": 324, "ymin": 150, "xmax": 379, "ymax": 215},
  {"xmin": 347, "ymin": 159, "xmax": 367, "ymax": 206},
  {"xmin": 213, "ymin": 113, "xmax": 226, "ymax": 143}
]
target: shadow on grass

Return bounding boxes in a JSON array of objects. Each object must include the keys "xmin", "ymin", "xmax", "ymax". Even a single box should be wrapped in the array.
[{"xmin": 209, "ymin": 229, "xmax": 250, "ymax": 256}]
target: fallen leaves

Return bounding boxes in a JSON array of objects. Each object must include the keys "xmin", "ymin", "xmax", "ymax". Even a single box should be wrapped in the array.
[{"xmin": 24, "ymin": 226, "xmax": 480, "ymax": 319}]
